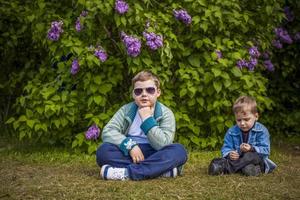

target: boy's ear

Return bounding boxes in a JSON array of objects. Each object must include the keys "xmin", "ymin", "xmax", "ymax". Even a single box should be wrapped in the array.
[
  {"xmin": 255, "ymin": 112, "xmax": 259, "ymax": 120},
  {"xmin": 157, "ymin": 88, "xmax": 161, "ymax": 97}
]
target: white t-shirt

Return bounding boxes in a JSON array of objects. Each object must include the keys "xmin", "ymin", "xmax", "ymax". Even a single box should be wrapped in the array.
[{"xmin": 127, "ymin": 112, "xmax": 149, "ymax": 144}]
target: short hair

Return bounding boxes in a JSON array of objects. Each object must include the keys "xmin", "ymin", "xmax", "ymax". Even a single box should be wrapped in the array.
[
  {"xmin": 233, "ymin": 96, "xmax": 258, "ymax": 114},
  {"xmin": 132, "ymin": 70, "xmax": 160, "ymax": 89}
]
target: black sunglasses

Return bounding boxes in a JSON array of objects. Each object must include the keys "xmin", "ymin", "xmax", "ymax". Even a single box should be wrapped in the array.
[{"xmin": 133, "ymin": 87, "xmax": 156, "ymax": 96}]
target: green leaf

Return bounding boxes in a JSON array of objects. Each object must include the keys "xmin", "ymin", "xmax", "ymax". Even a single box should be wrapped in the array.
[
  {"xmin": 19, "ymin": 115, "xmax": 27, "ymax": 122},
  {"xmin": 213, "ymin": 81, "xmax": 222, "ymax": 93},
  {"xmin": 188, "ymin": 55, "xmax": 200, "ymax": 67},
  {"xmin": 94, "ymin": 75, "xmax": 102, "ymax": 85},
  {"xmin": 231, "ymin": 67, "xmax": 242, "ymax": 77},
  {"xmin": 179, "ymin": 88, "xmax": 187, "ymax": 97},
  {"xmin": 212, "ymin": 68, "xmax": 221, "ymax": 77},
  {"xmin": 94, "ymin": 96, "xmax": 102, "ymax": 105},
  {"xmin": 26, "ymin": 120, "xmax": 35, "ymax": 129},
  {"xmin": 6, "ymin": 117, "xmax": 15, "ymax": 124}
]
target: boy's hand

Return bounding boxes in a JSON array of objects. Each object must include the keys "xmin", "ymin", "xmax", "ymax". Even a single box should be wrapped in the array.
[
  {"xmin": 138, "ymin": 106, "xmax": 154, "ymax": 121},
  {"xmin": 229, "ymin": 150, "xmax": 240, "ymax": 160},
  {"xmin": 240, "ymin": 143, "xmax": 252, "ymax": 152},
  {"xmin": 129, "ymin": 145, "xmax": 145, "ymax": 164}
]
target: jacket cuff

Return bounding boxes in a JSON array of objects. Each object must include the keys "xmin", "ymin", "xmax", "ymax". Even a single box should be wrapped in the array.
[
  {"xmin": 140, "ymin": 116, "xmax": 158, "ymax": 135},
  {"xmin": 119, "ymin": 138, "xmax": 137, "ymax": 156}
]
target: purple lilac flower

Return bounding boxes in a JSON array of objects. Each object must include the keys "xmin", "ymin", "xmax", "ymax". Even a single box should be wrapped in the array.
[
  {"xmin": 75, "ymin": 18, "xmax": 82, "ymax": 32},
  {"xmin": 236, "ymin": 59, "xmax": 248, "ymax": 69},
  {"xmin": 215, "ymin": 50, "xmax": 222, "ymax": 59},
  {"xmin": 94, "ymin": 48, "xmax": 108, "ymax": 62},
  {"xmin": 262, "ymin": 52, "xmax": 270, "ymax": 60},
  {"xmin": 248, "ymin": 46, "xmax": 260, "ymax": 58},
  {"xmin": 263, "ymin": 60, "xmax": 274, "ymax": 71},
  {"xmin": 272, "ymin": 40, "xmax": 283, "ymax": 49},
  {"xmin": 121, "ymin": 32, "xmax": 142, "ymax": 57},
  {"xmin": 247, "ymin": 58, "xmax": 257, "ymax": 71},
  {"xmin": 275, "ymin": 28, "xmax": 293, "ymax": 44},
  {"xmin": 284, "ymin": 6, "xmax": 294, "ymax": 22},
  {"xmin": 294, "ymin": 32, "xmax": 300, "ymax": 41},
  {"xmin": 115, "ymin": 0, "xmax": 129, "ymax": 14},
  {"xmin": 143, "ymin": 32, "xmax": 163, "ymax": 50},
  {"xmin": 71, "ymin": 59, "xmax": 80, "ymax": 75},
  {"xmin": 173, "ymin": 9, "xmax": 192, "ymax": 25},
  {"xmin": 85, "ymin": 124, "xmax": 100, "ymax": 140},
  {"xmin": 47, "ymin": 21, "xmax": 63, "ymax": 41}
]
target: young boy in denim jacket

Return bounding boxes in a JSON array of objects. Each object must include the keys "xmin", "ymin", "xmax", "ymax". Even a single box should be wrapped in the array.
[
  {"xmin": 209, "ymin": 96, "xmax": 277, "ymax": 176},
  {"xmin": 96, "ymin": 70, "xmax": 187, "ymax": 180}
]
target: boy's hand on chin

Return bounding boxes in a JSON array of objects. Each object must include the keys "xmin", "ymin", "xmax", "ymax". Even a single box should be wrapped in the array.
[{"xmin": 138, "ymin": 106, "xmax": 154, "ymax": 120}]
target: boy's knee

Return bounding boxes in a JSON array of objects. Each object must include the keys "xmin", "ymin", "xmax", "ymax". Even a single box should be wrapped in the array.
[
  {"xmin": 168, "ymin": 143, "xmax": 188, "ymax": 163},
  {"xmin": 242, "ymin": 152, "xmax": 259, "ymax": 163},
  {"xmin": 96, "ymin": 143, "xmax": 116, "ymax": 166}
]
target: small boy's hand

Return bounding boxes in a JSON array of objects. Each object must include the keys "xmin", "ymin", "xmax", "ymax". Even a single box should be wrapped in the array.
[
  {"xmin": 129, "ymin": 145, "xmax": 145, "ymax": 164},
  {"xmin": 138, "ymin": 106, "xmax": 154, "ymax": 120},
  {"xmin": 240, "ymin": 143, "xmax": 252, "ymax": 152},
  {"xmin": 229, "ymin": 151, "xmax": 240, "ymax": 160}
]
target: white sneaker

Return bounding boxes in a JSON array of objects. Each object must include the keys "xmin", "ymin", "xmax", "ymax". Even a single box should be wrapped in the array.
[
  {"xmin": 161, "ymin": 167, "xmax": 178, "ymax": 178},
  {"xmin": 100, "ymin": 165, "xmax": 129, "ymax": 181}
]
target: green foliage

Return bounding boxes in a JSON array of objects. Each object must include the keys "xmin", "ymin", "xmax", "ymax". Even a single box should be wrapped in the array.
[
  {"xmin": 261, "ymin": 1, "xmax": 300, "ymax": 137},
  {"xmin": 2, "ymin": 0, "xmax": 292, "ymax": 153}
]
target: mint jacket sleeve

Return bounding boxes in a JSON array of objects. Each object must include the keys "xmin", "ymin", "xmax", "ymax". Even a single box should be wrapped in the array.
[
  {"xmin": 140, "ymin": 106, "xmax": 175, "ymax": 150},
  {"xmin": 101, "ymin": 105, "xmax": 127, "ymax": 148}
]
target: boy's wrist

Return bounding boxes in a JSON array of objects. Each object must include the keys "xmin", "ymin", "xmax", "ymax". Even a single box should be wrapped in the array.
[{"xmin": 120, "ymin": 138, "xmax": 138, "ymax": 156}]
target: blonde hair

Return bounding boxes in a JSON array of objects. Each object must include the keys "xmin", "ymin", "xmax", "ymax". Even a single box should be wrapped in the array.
[
  {"xmin": 233, "ymin": 96, "xmax": 258, "ymax": 114},
  {"xmin": 132, "ymin": 70, "xmax": 160, "ymax": 88}
]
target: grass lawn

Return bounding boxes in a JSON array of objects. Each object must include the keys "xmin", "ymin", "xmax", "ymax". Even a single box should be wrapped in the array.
[{"xmin": 0, "ymin": 137, "xmax": 300, "ymax": 200}]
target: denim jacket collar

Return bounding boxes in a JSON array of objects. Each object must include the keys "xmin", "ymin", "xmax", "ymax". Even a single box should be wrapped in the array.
[{"xmin": 230, "ymin": 122, "xmax": 263, "ymax": 136}]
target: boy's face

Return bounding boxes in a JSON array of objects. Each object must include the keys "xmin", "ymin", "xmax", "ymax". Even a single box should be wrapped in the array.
[
  {"xmin": 133, "ymin": 79, "xmax": 161, "ymax": 108},
  {"xmin": 235, "ymin": 109, "xmax": 258, "ymax": 133}
]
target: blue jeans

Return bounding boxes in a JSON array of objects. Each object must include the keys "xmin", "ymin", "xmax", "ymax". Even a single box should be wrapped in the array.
[{"xmin": 96, "ymin": 143, "xmax": 188, "ymax": 180}]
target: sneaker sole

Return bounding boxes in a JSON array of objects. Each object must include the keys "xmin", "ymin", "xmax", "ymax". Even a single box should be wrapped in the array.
[{"xmin": 100, "ymin": 164, "xmax": 110, "ymax": 180}]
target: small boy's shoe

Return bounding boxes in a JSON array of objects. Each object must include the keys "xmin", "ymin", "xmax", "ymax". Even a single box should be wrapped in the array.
[
  {"xmin": 242, "ymin": 164, "xmax": 261, "ymax": 176},
  {"xmin": 161, "ymin": 167, "xmax": 178, "ymax": 178},
  {"xmin": 208, "ymin": 158, "xmax": 227, "ymax": 175},
  {"xmin": 100, "ymin": 164, "xmax": 129, "ymax": 180}
]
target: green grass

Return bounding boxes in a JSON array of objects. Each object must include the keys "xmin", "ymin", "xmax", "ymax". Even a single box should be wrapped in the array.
[{"xmin": 0, "ymin": 137, "xmax": 300, "ymax": 200}]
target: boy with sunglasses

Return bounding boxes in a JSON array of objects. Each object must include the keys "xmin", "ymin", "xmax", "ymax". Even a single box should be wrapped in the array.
[{"xmin": 96, "ymin": 70, "xmax": 187, "ymax": 180}]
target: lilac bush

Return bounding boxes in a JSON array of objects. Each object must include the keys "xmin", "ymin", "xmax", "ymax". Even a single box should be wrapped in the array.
[
  {"xmin": 284, "ymin": 6, "xmax": 294, "ymax": 22},
  {"xmin": 263, "ymin": 60, "xmax": 274, "ymax": 71},
  {"xmin": 85, "ymin": 124, "xmax": 100, "ymax": 140},
  {"xmin": 173, "ymin": 9, "xmax": 192, "ymax": 25},
  {"xmin": 47, "ymin": 21, "xmax": 63, "ymax": 41},
  {"xmin": 94, "ymin": 48, "xmax": 108, "ymax": 62},
  {"xmin": 143, "ymin": 32, "xmax": 163, "ymax": 50},
  {"xmin": 115, "ymin": 0, "xmax": 129, "ymax": 14},
  {"xmin": 121, "ymin": 32, "xmax": 141, "ymax": 57},
  {"xmin": 215, "ymin": 50, "xmax": 222, "ymax": 59},
  {"xmin": 248, "ymin": 46, "xmax": 260, "ymax": 58},
  {"xmin": 275, "ymin": 27, "xmax": 293, "ymax": 44},
  {"xmin": 71, "ymin": 59, "xmax": 80, "ymax": 75}
]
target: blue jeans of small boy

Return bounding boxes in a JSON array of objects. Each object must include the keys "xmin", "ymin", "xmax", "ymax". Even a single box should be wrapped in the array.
[
  {"xmin": 227, "ymin": 152, "xmax": 265, "ymax": 173},
  {"xmin": 96, "ymin": 143, "xmax": 188, "ymax": 180}
]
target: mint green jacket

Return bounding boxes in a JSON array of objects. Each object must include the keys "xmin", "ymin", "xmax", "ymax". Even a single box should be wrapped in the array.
[{"xmin": 101, "ymin": 101, "xmax": 176, "ymax": 155}]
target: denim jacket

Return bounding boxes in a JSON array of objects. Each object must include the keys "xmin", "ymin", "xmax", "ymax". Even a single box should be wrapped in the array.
[{"xmin": 221, "ymin": 122, "xmax": 277, "ymax": 173}]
